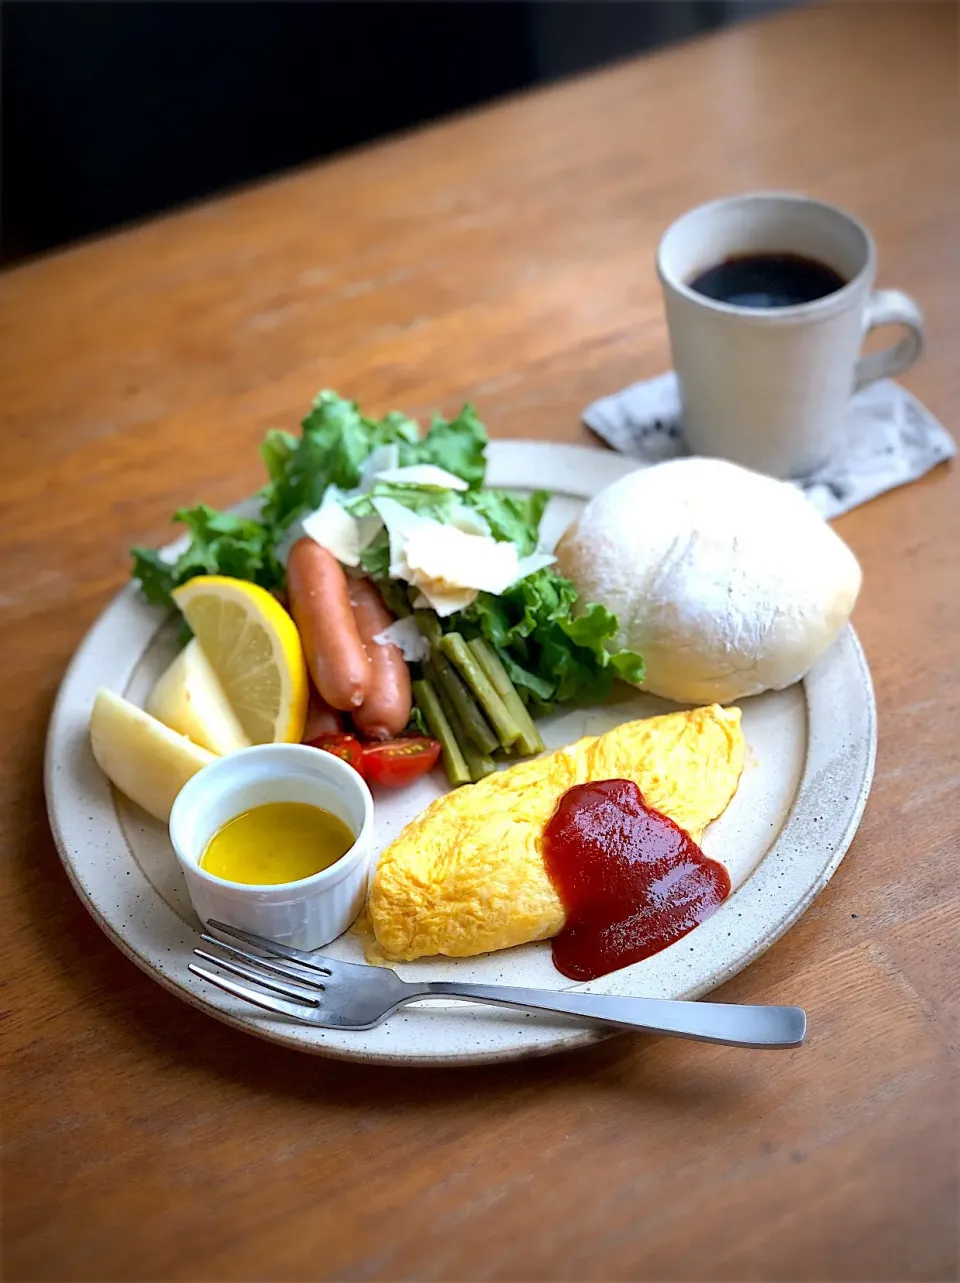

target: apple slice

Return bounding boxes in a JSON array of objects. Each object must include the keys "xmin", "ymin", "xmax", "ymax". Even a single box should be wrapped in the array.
[
  {"xmin": 146, "ymin": 638, "xmax": 251, "ymax": 756},
  {"xmin": 89, "ymin": 689, "xmax": 214, "ymax": 822}
]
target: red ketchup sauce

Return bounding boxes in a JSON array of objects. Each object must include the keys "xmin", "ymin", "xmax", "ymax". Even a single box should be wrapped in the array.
[{"xmin": 543, "ymin": 779, "xmax": 731, "ymax": 981}]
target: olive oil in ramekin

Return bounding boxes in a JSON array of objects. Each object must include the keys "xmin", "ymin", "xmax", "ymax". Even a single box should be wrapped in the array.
[{"xmin": 200, "ymin": 801, "xmax": 354, "ymax": 885}]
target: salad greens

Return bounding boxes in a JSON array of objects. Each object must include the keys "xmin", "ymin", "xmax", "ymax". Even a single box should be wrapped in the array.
[
  {"xmin": 131, "ymin": 390, "xmax": 643, "ymax": 714},
  {"xmin": 131, "ymin": 505, "xmax": 283, "ymax": 608},
  {"xmin": 259, "ymin": 392, "xmax": 486, "ymax": 531},
  {"xmin": 459, "ymin": 570, "xmax": 644, "ymax": 713}
]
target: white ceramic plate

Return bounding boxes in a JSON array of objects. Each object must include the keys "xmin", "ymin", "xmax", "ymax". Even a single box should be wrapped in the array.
[{"xmin": 45, "ymin": 442, "xmax": 876, "ymax": 1066}]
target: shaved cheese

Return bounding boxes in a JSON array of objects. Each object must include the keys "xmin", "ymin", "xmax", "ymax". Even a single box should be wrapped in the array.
[
  {"xmin": 513, "ymin": 552, "xmax": 557, "ymax": 582},
  {"xmin": 273, "ymin": 517, "xmax": 307, "ymax": 567},
  {"xmin": 302, "ymin": 488, "xmax": 365, "ymax": 566},
  {"xmin": 404, "ymin": 524, "xmax": 518, "ymax": 593},
  {"xmin": 299, "ymin": 484, "xmax": 384, "ymax": 567},
  {"xmin": 412, "ymin": 585, "xmax": 479, "ymax": 617},
  {"xmin": 405, "ymin": 526, "xmax": 556, "ymax": 596},
  {"xmin": 355, "ymin": 512, "xmax": 385, "ymax": 554},
  {"xmin": 372, "ymin": 496, "xmax": 430, "ymax": 538},
  {"xmin": 359, "ymin": 443, "xmax": 400, "ymax": 492},
  {"xmin": 370, "ymin": 493, "xmax": 553, "ymax": 612},
  {"xmin": 373, "ymin": 464, "xmax": 469, "ymax": 491},
  {"xmin": 373, "ymin": 496, "xmax": 424, "ymax": 580},
  {"xmin": 449, "ymin": 505, "xmax": 491, "ymax": 537},
  {"xmin": 373, "ymin": 617, "xmax": 431, "ymax": 662}
]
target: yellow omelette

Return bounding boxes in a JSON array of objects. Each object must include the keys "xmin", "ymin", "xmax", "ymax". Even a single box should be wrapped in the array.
[{"xmin": 368, "ymin": 704, "xmax": 744, "ymax": 961}]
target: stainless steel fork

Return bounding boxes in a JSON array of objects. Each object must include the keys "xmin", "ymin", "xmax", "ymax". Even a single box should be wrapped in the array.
[{"xmin": 189, "ymin": 921, "xmax": 806, "ymax": 1048}]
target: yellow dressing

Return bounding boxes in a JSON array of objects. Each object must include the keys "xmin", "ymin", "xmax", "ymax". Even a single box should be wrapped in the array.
[{"xmin": 200, "ymin": 801, "xmax": 354, "ymax": 886}]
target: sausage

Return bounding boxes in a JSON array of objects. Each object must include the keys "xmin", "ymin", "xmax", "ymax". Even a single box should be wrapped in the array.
[
  {"xmin": 286, "ymin": 539, "xmax": 369, "ymax": 710},
  {"xmin": 348, "ymin": 577, "xmax": 413, "ymax": 740},
  {"xmin": 301, "ymin": 685, "xmax": 343, "ymax": 742}
]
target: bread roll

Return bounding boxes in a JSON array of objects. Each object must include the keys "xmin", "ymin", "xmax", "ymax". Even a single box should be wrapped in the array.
[{"xmin": 556, "ymin": 457, "xmax": 862, "ymax": 704}]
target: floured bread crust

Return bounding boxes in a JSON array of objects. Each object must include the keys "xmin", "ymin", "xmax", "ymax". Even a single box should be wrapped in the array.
[{"xmin": 556, "ymin": 457, "xmax": 861, "ymax": 704}]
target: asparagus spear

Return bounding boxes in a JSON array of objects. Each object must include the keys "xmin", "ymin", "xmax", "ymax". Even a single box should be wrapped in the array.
[
  {"xmin": 439, "ymin": 632, "xmax": 521, "ymax": 750},
  {"xmin": 412, "ymin": 609, "xmax": 444, "ymax": 649},
  {"xmin": 432, "ymin": 673, "xmax": 496, "ymax": 782},
  {"xmin": 467, "ymin": 636, "xmax": 544, "ymax": 756},
  {"xmin": 378, "ymin": 579, "xmax": 411, "ymax": 620},
  {"xmin": 412, "ymin": 679, "xmax": 470, "ymax": 787},
  {"xmin": 412, "ymin": 608, "xmax": 499, "ymax": 755},
  {"xmin": 427, "ymin": 655, "xmax": 500, "ymax": 757}
]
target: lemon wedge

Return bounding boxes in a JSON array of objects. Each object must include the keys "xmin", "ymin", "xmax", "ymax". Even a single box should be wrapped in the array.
[
  {"xmin": 90, "ymin": 689, "xmax": 215, "ymax": 821},
  {"xmin": 171, "ymin": 576, "xmax": 308, "ymax": 744},
  {"xmin": 146, "ymin": 638, "xmax": 252, "ymax": 755}
]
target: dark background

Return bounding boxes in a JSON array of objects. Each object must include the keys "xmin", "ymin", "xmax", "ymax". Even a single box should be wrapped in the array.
[{"xmin": 2, "ymin": 0, "xmax": 793, "ymax": 266}]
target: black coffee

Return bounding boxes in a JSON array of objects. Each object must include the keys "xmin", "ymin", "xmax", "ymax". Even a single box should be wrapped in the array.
[{"xmin": 688, "ymin": 253, "xmax": 847, "ymax": 309}]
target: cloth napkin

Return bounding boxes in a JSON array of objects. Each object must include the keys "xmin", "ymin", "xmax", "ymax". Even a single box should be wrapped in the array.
[{"xmin": 582, "ymin": 374, "xmax": 955, "ymax": 518}]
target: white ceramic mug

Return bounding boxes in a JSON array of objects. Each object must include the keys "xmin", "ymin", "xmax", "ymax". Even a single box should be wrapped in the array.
[{"xmin": 657, "ymin": 192, "xmax": 925, "ymax": 478}]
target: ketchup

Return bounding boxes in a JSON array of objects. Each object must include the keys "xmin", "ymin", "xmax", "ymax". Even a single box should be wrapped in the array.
[{"xmin": 543, "ymin": 779, "xmax": 731, "ymax": 981}]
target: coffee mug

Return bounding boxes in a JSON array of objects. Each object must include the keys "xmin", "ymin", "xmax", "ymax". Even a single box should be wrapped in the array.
[{"xmin": 657, "ymin": 192, "xmax": 925, "ymax": 478}]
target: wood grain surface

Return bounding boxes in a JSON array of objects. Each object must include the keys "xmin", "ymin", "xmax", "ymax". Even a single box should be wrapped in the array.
[{"xmin": 2, "ymin": 4, "xmax": 958, "ymax": 1280}]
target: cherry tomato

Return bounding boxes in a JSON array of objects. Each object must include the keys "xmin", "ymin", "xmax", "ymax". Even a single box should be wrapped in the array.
[
  {"xmin": 307, "ymin": 732, "xmax": 364, "ymax": 775},
  {"xmin": 360, "ymin": 737, "xmax": 442, "ymax": 788}
]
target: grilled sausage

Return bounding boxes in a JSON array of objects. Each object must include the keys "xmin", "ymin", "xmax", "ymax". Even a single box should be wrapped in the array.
[
  {"xmin": 348, "ymin": 577, "xmax": 412, "ymax": 739},
  {"xmin": 286, "ymin": 539, "xmax": 369, "ymax": 710}
]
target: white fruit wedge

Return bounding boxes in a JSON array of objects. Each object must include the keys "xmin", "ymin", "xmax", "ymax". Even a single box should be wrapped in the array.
[
  {"xmin": 146, "ymin": 638, "xmax": 252, "ymax": 755},
  {"xmin": 171, "ymin": 577, "xmax": 308, "ymax": 745},
  {"xmin": 89, "ymin": 689, "xmax": 215, "ymax": 822}
]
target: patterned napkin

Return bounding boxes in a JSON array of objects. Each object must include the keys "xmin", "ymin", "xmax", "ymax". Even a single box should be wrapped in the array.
[{"xmin": 582, "ymin": 375, "xmax": 955, "ymax": 518}]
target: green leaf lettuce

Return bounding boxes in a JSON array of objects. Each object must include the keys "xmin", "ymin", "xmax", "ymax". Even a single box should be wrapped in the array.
[{"xmin": 130, "ymin": 390, "xmax": 643, "ymax": 714}]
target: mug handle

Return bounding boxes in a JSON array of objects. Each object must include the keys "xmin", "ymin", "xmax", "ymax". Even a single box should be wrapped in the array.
[{"xmin": 854, "ymin": 289, "xmax": 925, "ymax": 390}]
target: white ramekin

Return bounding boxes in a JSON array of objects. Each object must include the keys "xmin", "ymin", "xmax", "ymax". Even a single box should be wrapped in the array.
[{"xmin": 169, "ymin": 743, "xmax": 375, "ymax": 950}]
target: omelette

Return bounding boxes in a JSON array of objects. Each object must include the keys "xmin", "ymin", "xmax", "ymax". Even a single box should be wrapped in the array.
[{"xmin": 368, "ymin": 704, "xmax": 744, "ymax": 962}]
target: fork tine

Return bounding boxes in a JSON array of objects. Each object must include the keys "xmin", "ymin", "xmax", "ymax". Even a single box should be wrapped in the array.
[
  {"xmin": 192, "ymin": 949, "xmax": 321, "ymax": 1007},
  {"xmin": 199, "ymin": 935, "xmax": 327, "ymax": 990},
  {"xmin": 189, "ymin": 964, "xmax": 318, "ymax": 1024},
  {"xmin": 205, "ymin": 920, "xmax": 334, "ymax": 973}
]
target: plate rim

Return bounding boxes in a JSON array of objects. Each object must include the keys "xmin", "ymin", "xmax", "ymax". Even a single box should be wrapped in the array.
[{"xmin": 44, "ymin": 440, "xmax": 877, "ymax": 1066}]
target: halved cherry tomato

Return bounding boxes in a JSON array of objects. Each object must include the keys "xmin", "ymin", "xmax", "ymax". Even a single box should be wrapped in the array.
[
  {"xmin": 360, "ymin": 736, "xmax": 442, "ymax": 788},
  {"xmin": 307, "ymin": 732, "xmax": 364, "ymax": 775}
]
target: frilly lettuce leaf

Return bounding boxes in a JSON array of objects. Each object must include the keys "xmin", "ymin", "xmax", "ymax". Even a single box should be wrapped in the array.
[
  {"xmin": 260, "ymin": 391, "xmax": 422, "ymax": 531},
  {"xmin": 130, "ymin": 505, "xmax": 282, "ymax": 611},
  {"xmin": 464, "ymin": 488, "xmax": 549, "ymax": 556},
  {"xmin": 130, "ymin": 390, "xmax": 644, "ymax": 712},
  {"xmin": 455, "ymin": 568, "xmax": 644, "ymax": 712},
  {"xmin": 399, "ymin": 405, "xmax": 487, "ymax": 489}
]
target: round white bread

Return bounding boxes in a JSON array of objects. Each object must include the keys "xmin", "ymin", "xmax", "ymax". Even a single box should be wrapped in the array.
[{"xmin": 556, "ymin": 457, "xmax": 862, "ymax": 704}]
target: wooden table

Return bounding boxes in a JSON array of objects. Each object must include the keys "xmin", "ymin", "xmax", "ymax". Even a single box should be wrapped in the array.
[{"xmin": 2, "ymin": 4, "xmax": 957, "ymax": 1279}]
